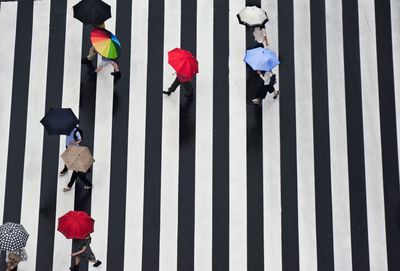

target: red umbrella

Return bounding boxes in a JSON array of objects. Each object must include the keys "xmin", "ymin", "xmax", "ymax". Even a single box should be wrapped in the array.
[
  {"xmin": 168, "ymin": 48, "xmax": 198, "ymax": 81},
  {"xmin": 57, "ymin": 211, "xmax": 94, "ymax": 239}
]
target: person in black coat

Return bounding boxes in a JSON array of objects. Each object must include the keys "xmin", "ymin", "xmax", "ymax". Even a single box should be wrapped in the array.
[{"xmin": 252, "ymin": 71, "xmax": 279, "ymax": 105}]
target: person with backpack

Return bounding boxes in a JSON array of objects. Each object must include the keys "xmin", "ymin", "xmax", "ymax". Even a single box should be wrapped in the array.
[{"xmin": 59, "ymin": 126, "xmax": 83, "ymax": 176}]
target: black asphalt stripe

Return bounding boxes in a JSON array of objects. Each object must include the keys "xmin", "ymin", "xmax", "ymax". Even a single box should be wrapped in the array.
[
  {"xmin": 374, "ymin": 0, "xmax": 400, "ymax": 269},
  {"xmin": 0, "ymin": 2, "xmax": 33, "ymax": 270},
  {"xmin": 35, "ymin": 0, "xmax": 67, "ymax": 269},
  {"xmin": 342, "ymin": 0, "xmax": 370, "ymax": 269},
  {"xmin": 278, "ymin": 0, "xmax": 299, "ymax": 270},
  {"xmin": 245, "ymin": 1, "xmax": 264, "ymax": 270},
  {"xmin": 141, "ymin": 0, "xmax": 164, "ymax": 268},
  {"xmin": 2, "ymin": 1, "xmax": 33, "ymax": 224},
  {"xmin": 177, "ymin": 0, "xmax": 197, "ymax": 270},
  {"xmin": 309, "ymin": 0, "xmax": 334, "ymax": 270},
  {"xmin": 70, "ymin": 24, "xmax": 98, "ymax": 271},
  {"xmin": 105, "ymin": 0, "xmax": 132, "ymax": 269},
  {"xmin": 212, "ymin": 0, "xmax": 229, "ymax": 269}
]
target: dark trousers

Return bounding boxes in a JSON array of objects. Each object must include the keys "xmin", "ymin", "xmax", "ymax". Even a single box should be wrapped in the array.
[
  {"xmin": 169, "ymin": 76, "xmax": 193, "ymax": 95},
  {"xmin": 67, "ymin": 171, "xmax": 92, "ymax": 188}
]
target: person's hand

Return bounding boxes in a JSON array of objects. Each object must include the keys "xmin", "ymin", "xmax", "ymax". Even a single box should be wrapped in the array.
[{"xmin": 257, "ymin": 71, "xmax": 261, "ymax": 75}]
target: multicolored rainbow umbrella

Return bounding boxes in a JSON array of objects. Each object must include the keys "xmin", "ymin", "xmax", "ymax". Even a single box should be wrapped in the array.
[{"xmin": 90, "ymin": 28, "xmax": 121, "ymax": 60}]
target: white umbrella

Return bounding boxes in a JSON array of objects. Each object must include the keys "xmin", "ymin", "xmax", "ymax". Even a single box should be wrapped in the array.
[{"xmin": 237, "ymin": 6, "xmax": 269, "ymax": 27}]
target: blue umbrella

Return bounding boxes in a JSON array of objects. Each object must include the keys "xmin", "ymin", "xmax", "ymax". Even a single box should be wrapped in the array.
[
  {"xmin": 40, "ymin": 108, "xmax": 79, "ymax": 135},
  {"xmin": 244, "ymin": 47, "xmax": 280, "ymax": 71}
]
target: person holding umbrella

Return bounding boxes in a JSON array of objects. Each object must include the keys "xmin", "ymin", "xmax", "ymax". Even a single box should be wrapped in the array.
[
  {"xmin": 163, "ymin": 48, "xmax": 198, "ymax": 97},
  {"xmin": 59, "ymin": 126, "xmax": 83, "ymax": 176},
  {"xmin": 70, "ymin": 234, "xmax": 102, "ymax": 270},
  {"xmin": 88, "ymin": 28, "xmax": 121, "ymax": 77},
  {"xmin": 252, "ymin": 71, "xmax": 278, "ymax": 104},
  {"xmin": 61, "ymin": 145, "xmax": 95, "ymax": 191},
  {"xmin": 0, "ymin": 222, "xmax": 29, "ymax": 270},
  {"xmin": 57, "ymin": 211, "xmax": 101, "ymax": 270}
]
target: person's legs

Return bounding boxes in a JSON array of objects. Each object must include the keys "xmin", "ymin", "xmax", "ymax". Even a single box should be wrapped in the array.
[
  {"xmin": 60, "ymin": 146, "xmax": 68, "ymax": 175},
  {"xmin": 77, "ymin": 172, "xmax": 93, "ymax": 189},
  {"xmin": 64, "ymin": 171, "xmax": 78, "ymax": 191},
  {"xmin": 182, "ymin": 81, "xmax": 194, "ymax": 97}
]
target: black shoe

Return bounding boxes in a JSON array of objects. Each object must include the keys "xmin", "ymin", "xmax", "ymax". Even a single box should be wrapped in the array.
[
  {"xmin": 111, "ymin": 71, "xmax": 121, "ymax": 76},
  {"xmin": 59, "ymin": 169, "xmax": 68, "ymax": 176},
  {"xmin": 162, "ymin": 90, "xmax": 172, "ymax": 96},
  {"xmin": 93, "ymin": 260, "xmax": 102, "ymax": 267}
]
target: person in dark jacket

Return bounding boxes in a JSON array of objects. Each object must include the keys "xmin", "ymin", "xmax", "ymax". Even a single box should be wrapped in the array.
[
  {"xmin": 252, "ymin": 71, "xmax": 279, "ymax": 105},
  {"xmin": 163, "ymin": 73, "xmax": 194, "ymax": 97}
]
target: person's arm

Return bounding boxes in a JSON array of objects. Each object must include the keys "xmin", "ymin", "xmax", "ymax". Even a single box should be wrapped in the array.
[
  {"xmin": 257, "ymin": 71, "xmax": 266, "ymax": 81},
  {"xmin": 263, "ymin": 29, "xmax": 269, "ymax": 47},
  {"xmin": 71, "ymin": 246, "xmax": 87, "ymax": 257},
  {"xmin": 73, "ymin": 139, "xmax": 82, "ymax": 145}
]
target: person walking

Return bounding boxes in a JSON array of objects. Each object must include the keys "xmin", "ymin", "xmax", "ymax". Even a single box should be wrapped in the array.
[
  {"xmin": 252, "ymin": 71, "xmax": 279, "ymax": 104},
  {"xmin": 70, "ymin": 235, "xmax": 102, "ymax": 270},
  {"xmin": 163, "ymin": 73, "xmax": 194, "ymax": 97},
  {"xmin": 60, "ymin": 126, "xmax": 83, "ymax": 176},
  {"xmin": 253, "ymin": 26, "xmax": 269, "ymax": 48},
  {"xmin": 82, "ymin": 23, "xmax": 106, "ymax": 64},
  {"xmin": 63, "ymin": 169, "xmax": 93, "ymax": 192}
]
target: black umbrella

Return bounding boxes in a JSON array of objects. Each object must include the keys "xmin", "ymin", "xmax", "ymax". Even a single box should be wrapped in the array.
[
  {"xmin": 0, "ymin": 223, "xmax": 29, "ymax": 252},
  {"xmin": 40, "ymin": 108, "xmax": 79, "ymax": 135},
  {"xmin": 73, "ymin": 0, "xmax": 111, "ymax": 25}
]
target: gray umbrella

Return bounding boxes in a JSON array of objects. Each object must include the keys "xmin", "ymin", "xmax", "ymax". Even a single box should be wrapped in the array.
[{"xmin": 0, "ymin": 222, "xmax": 29, "ymax": 251}]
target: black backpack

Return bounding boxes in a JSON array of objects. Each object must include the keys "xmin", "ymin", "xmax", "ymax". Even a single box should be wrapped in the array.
[{"xmin": 73, "ymin": 127, "xmax": 83, "ymax": 141}]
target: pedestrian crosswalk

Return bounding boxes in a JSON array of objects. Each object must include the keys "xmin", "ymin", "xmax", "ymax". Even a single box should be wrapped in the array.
[{"xmin": 0, "ymin": 0, "xmax": 399, "ymax": 270}]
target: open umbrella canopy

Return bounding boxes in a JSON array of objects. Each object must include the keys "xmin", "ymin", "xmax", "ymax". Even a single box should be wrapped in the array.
[
  {"xmin": 237, "ymin": 6, "xmax": 269, "ymax": 27},
  {"xmin": 40, "ymin": 108, "xmax": 79, "ymax": 135},
  {"xmin": 168, "ymin": 48, "xmax": 198, "ymax": 81},
  {"xmin": 73, "ymin": 0, "xmax": 111, "ymax": 25},
  {"xmin": 0, "ymin": 222, "xmax": 29, "ymax": 252},
  {"xmin": 91, "ymin": 28, "xmax": 121, "ymax": 59},
  {"xmin": 244, "ymin": 47, "xmax": 280, "ymax": 71},
  {"xmin": 58, "ymin": 211, "xmax": 94, "ymax": 240},
  {"xmin": 61, "ymin": 146, "xmax": 95, "ymax": 173}
]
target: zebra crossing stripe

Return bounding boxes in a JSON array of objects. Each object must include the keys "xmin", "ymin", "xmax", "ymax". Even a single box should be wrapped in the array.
[
  {"xmin": 293, "ymin": 0, "xmax": 318, "ymax": 269},
  {"xmin": 374, "ymin": 0, "xmax": 400, "ymax": 269},
  {"xmin": 212, "ymin": 0, "xmax": 230, "ymax": 269},
  {"xmin": 262, "ymin": 0, "xmax": 282, "ymax": 269},
  {"xmin": 52, "ymin": 0, "xmax": 81, "ymax": 269},
  {"xmin": 0, "ymin": 1, "xmax": 17, "ymax": 228},
  {"xmin": 326, "ymin": 0, "xmax": 352, "ymax": 269},
  {"xmin": 195, "ymin": 0, "xmax": 214, "ymax": 269},
  {"xmin": 358, "ymin": 0, "xmax": 389, "ymax": 269},
  {"xmin": 36, "ymin": 0, "xmax": 68, "ymax": 269},
  {"xmin": 178, "ymin": 0, "xmax": 197, "ymax": 267},
  {"xmin": 229, "ymin": 0, "xmax": 247, "ymax": 270},
  {"xmin": 159, "ymin": 0, "xmax": 180, "ymax": 268},
  {"xmin": 123, "ymin": 0, "xmax": 149, "ymax": 269},
  {"xmin": 278, "ymin": 0, "xmax": 300, "ymax": 269}
]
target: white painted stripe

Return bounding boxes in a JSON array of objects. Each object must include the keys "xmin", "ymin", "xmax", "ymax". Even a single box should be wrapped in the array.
[
  {"xmin": 18, "ymin": 1, "xmax": 50, "ymax": 270},
  {"xmin": 51, "ymin": 0, "xmax": 82, "ymax": 270},
  {"xmin": 123, "ymin": 0, "xmax": 149, "ymax": 269},
  {"xmin": 228, "ymin": 1, "xmax": 247, "ymax": 271},
  {"xmin": 358, "ymin": 0, "xmax": 388, "ymax": 270},
  {"xmin": 159, "ymin": 0, "xmax": 180, "ymax": 269},
  {"xmin": 194, "ymin": 0, "xmax": 213, "ymax": 270},
  {"xmin": 261, "ymin": 0, "xmax": 282, "ymax": 269},
  {"xmin": 89, "ymin": 0, "xmax": 116, "ymax": 269},
  {"xmin": 293, "ymin": 0, "xmax": 317, "ymax": 270},
  {"xmin": 0, "ymin": 2, "xmax": 17, "ymax": 224},
  {"xmin": 325, "ymin": 0, "xmax": 353, "ymax": 270},
  {"xmin": 391, "ymin": 0, "xmax": 400, "ymax": 180}
]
